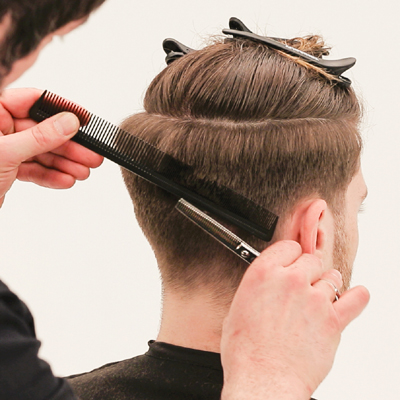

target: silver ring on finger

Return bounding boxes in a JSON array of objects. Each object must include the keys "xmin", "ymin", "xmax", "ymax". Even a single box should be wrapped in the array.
[{"xmin": 320, "ymin": 279, "xmax": 340, "ymax": 302}]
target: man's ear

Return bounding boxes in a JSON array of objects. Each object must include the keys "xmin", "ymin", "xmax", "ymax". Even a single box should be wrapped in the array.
[{"xmin": 287, "ymin": 199, "xmax": 332, "ymax": 255}]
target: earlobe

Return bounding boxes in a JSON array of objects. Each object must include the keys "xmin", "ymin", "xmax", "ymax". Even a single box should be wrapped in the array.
[{"xmin": 288, "ymin": 199, "xmax": 328, "ymax": 255}]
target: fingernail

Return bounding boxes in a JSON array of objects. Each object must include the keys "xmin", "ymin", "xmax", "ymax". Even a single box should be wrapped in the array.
[
  {"xmin": 54, "ymin": 112, "xmax": 80, "ymax": 136},
  {"xmin": 330, "ymin": 269, "xmax": 342, "ymax": 279}
]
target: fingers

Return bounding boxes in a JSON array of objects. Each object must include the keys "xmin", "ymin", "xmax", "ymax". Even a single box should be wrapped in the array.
[
  {"xmin": 313, "ymin": 269, "xmax": 343, "ymax": 302},
  {"xmin": 1, "ymin": 112, "xmax": 80, "ymax": 166},
  {"xmin": 312, "ymin": 271, "xmax": 369, "ymax": 331},
  {"xmin": 321, "ymin": 269, "xmax": 343, "ymax": 290},
  {"xmin": 334, "ymin": 285, "xmax": 370, "ymax": 331},
  {"xmin": 247, "ymin": 240, "xmax": 323, "ymax": 287},
  {"xmin": 47, "ymin": 140, "xmax": 104, "ymax": 168},
  {"xmin": 255, "ymin": 243, "xmax": 324, "ymax": 285},
  {"xmin": 254, "ymin": 240, "xmax": 302, "ymax": 269},
  {"xmin": 240, "ymin": 241, "xmax": 324, "ymax": 308},
  {"xmin": 19, "ymin": 154, "xmax": 91, "ymax": 182},
  {"xmin": 244, "ymin": 241, "xmax": 303, "ymax": 287},
  {"xmin": 0, "ymin": 89, "xmax": 103, "ymax": 204},
  {"xmin": 0, "ymin": 89, "xmax": 43, "ymax": 134},
  {"xmin": 286, "ymin": 253, "xmax": 324, "ymax": 285},
  {"xmin": 17, "ymin": 162, "xmax": 76, "ymax": 189},
  {"xmin": 14, "ymin": 117, "xmax": 103, "ymax": 168},
  {"xmin": 0, "ymin": 88, "xmax": 43, "ymax": 118}
]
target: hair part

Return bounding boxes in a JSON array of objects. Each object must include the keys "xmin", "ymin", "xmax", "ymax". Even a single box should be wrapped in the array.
[{"xmin": 121, "ymin": 35, "xmax": 362, "ymax": 297}]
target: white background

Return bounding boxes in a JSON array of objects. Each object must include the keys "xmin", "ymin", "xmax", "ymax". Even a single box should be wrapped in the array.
[{"xmin": 2, "ymin": 0, "xmax": 400, "ymax": 398}]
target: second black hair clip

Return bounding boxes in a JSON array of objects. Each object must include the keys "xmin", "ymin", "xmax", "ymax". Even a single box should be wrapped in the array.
[{"xmin": 163, "ymin": 17, "xmax": 356, "ymax": 87}]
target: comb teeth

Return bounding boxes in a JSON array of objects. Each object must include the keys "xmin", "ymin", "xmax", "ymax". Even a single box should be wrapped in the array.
[
  {"xmin": 30, "ymin": 91, "xmax": 91, "ymax": 126},
  {"xmin": 29, "ymin": 91, "xmax": 279, "ymax": 242},
  {"xmin": 29, "ymin": 91, "xmax": 170, "ymax": 171}
]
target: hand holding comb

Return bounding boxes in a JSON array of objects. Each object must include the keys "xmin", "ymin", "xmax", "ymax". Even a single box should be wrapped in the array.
[{"xmin": 29, "ymin": 91, "xmax": 278, "ymax": 242}]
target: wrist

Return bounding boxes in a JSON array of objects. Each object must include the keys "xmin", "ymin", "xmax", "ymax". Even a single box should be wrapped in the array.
[{"xmin": 221, "ymin": 369, "xmax": 313, "ymax": 400}]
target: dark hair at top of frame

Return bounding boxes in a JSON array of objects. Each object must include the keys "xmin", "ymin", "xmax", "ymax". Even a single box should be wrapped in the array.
[{"xmin": 0, "ymin": 0, "xmax": 106, "ymax": 74}]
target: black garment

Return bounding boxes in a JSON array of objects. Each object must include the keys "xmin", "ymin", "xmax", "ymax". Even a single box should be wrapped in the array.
[
  {"xmin": 0, "ymin": 281, "xmax": 77, "ymax": 400},
  {"xmin": 69, "ymin": 341, "xmax": 318, "ymax": 400},
  {"xmin": 0, "ymin": 281, "xmax": 318, "ymax": 400},
  {"xmin": 68, "ymin": 341, "xmax": 223, "ymax": 400}
]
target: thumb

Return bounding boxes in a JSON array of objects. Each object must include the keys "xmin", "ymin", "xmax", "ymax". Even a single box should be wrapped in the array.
[
  {"xmin": 334, "ymin": 285, "xmax": 370, "ymax": 331},
  {"xmin": 2, "ymin": 112, "xmax": 80, "ymax": 166}
]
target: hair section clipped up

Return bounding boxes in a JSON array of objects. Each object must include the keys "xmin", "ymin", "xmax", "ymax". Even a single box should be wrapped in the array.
[
  {"xmin": 164, "ymin": 17, "xmax": 356, "ymax": 87},
  {"xmin": 121, "ymin": 17, "xmax": 362, "ymax": 296}
]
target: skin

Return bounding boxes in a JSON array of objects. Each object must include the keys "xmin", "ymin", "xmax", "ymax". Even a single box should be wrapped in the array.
[
  {"xmin": 0, "ymin": 11, "xmax": 370, "ymax": 399},
  {"xmin": 220, "ymin": 170, "xmax": 369, "ymax": 399},
  {"xmin": 158, "ymin": 169, "xmax": 368, "ymax": 353},
  {"xmin": 282, "ymin": 168, "xmax": 368, "ymax": 291},
  {"xmin": 0, "ymin": 16, "xmax": 103, "ymax": 207},
  {"xmin": 0, "ymin": 88, "xmax": 104, "ymax": 206},
  {"xmin": 220, "ymin": 241, "xmax": 370, "ymax": 400},
  {"xmin": 2, "ymin": 16, "xmax": 89, "ymax": 87},
  {"xmin": 158, "ymin": 168, "xmax": 370, "ymax": 399}
]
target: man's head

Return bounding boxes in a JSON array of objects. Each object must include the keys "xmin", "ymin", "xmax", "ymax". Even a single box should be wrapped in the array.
[
  {"xmin": 121, "ymin": 33, "xmax": 365, "ymax": 299},
  {"xmin": 0, "ymin": 0, "xmax": 106, "ymax": 88}
]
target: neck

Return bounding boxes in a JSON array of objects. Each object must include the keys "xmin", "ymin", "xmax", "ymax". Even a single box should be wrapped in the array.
[{"xmin": 157, "ymin": 287, "xmax": 232, "ymax": 353}]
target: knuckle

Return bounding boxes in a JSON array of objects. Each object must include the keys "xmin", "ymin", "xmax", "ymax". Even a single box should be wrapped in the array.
[
  {"xmin": 249, "ymin": 262, "xmax": 269, "ymax": 281},
  {"xmin": 325, "ymin": 269, "xmax": 343, "ymax": 287},
  {"xmin": 286, "ymin": 269, "xmax": 308, "ymax": 290},
  {"xmin": 266, "ymin": 240, "xmax": 301, "ymax": 259},
  {"xmin": 25, "ymin": 166, "xmax": 36, "ymax": 184},
  {"xmin": 301, "ymin": 253, "xmax": 322, "ymax": 266},
  {"xmin": 310, "ymin": 289, "xmax": 326, "ymax": 305}
]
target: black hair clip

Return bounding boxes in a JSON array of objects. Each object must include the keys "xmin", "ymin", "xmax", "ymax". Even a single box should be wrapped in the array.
[
  {"xmin": 163, "ymin": 38, "xmax": 195, "ymax": 65},
  {"xmin": 223, "ymin": 17, "xmax": 356, "ymax": 87}
]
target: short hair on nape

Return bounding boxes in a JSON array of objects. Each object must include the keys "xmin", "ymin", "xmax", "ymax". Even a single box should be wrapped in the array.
[{"xmin": 121, "ymin": 35, "xmax": 362, "ymax": 294}]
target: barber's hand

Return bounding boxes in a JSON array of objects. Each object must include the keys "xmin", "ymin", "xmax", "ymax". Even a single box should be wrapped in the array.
[
  {"xmin": 220, "ymin": 240, "xmax": 370, "ymax": 400},
  {"xmin": 0, "ymin": 88, "xmax": 103, "ymax": 207}
]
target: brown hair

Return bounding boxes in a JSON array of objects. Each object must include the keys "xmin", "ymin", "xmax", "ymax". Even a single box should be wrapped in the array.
[
  {"xmin": 121, "ymin": 35, "xmax": 362, "ymax": 296},
  {"xmin": 0, "ymin": 0, "xmax": 106, "ymax": 82}
]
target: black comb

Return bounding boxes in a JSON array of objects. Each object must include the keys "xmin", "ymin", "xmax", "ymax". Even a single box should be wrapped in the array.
[{"xmin": 29, "ymin": 91, "xmax": 278, "ymax": 242}]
